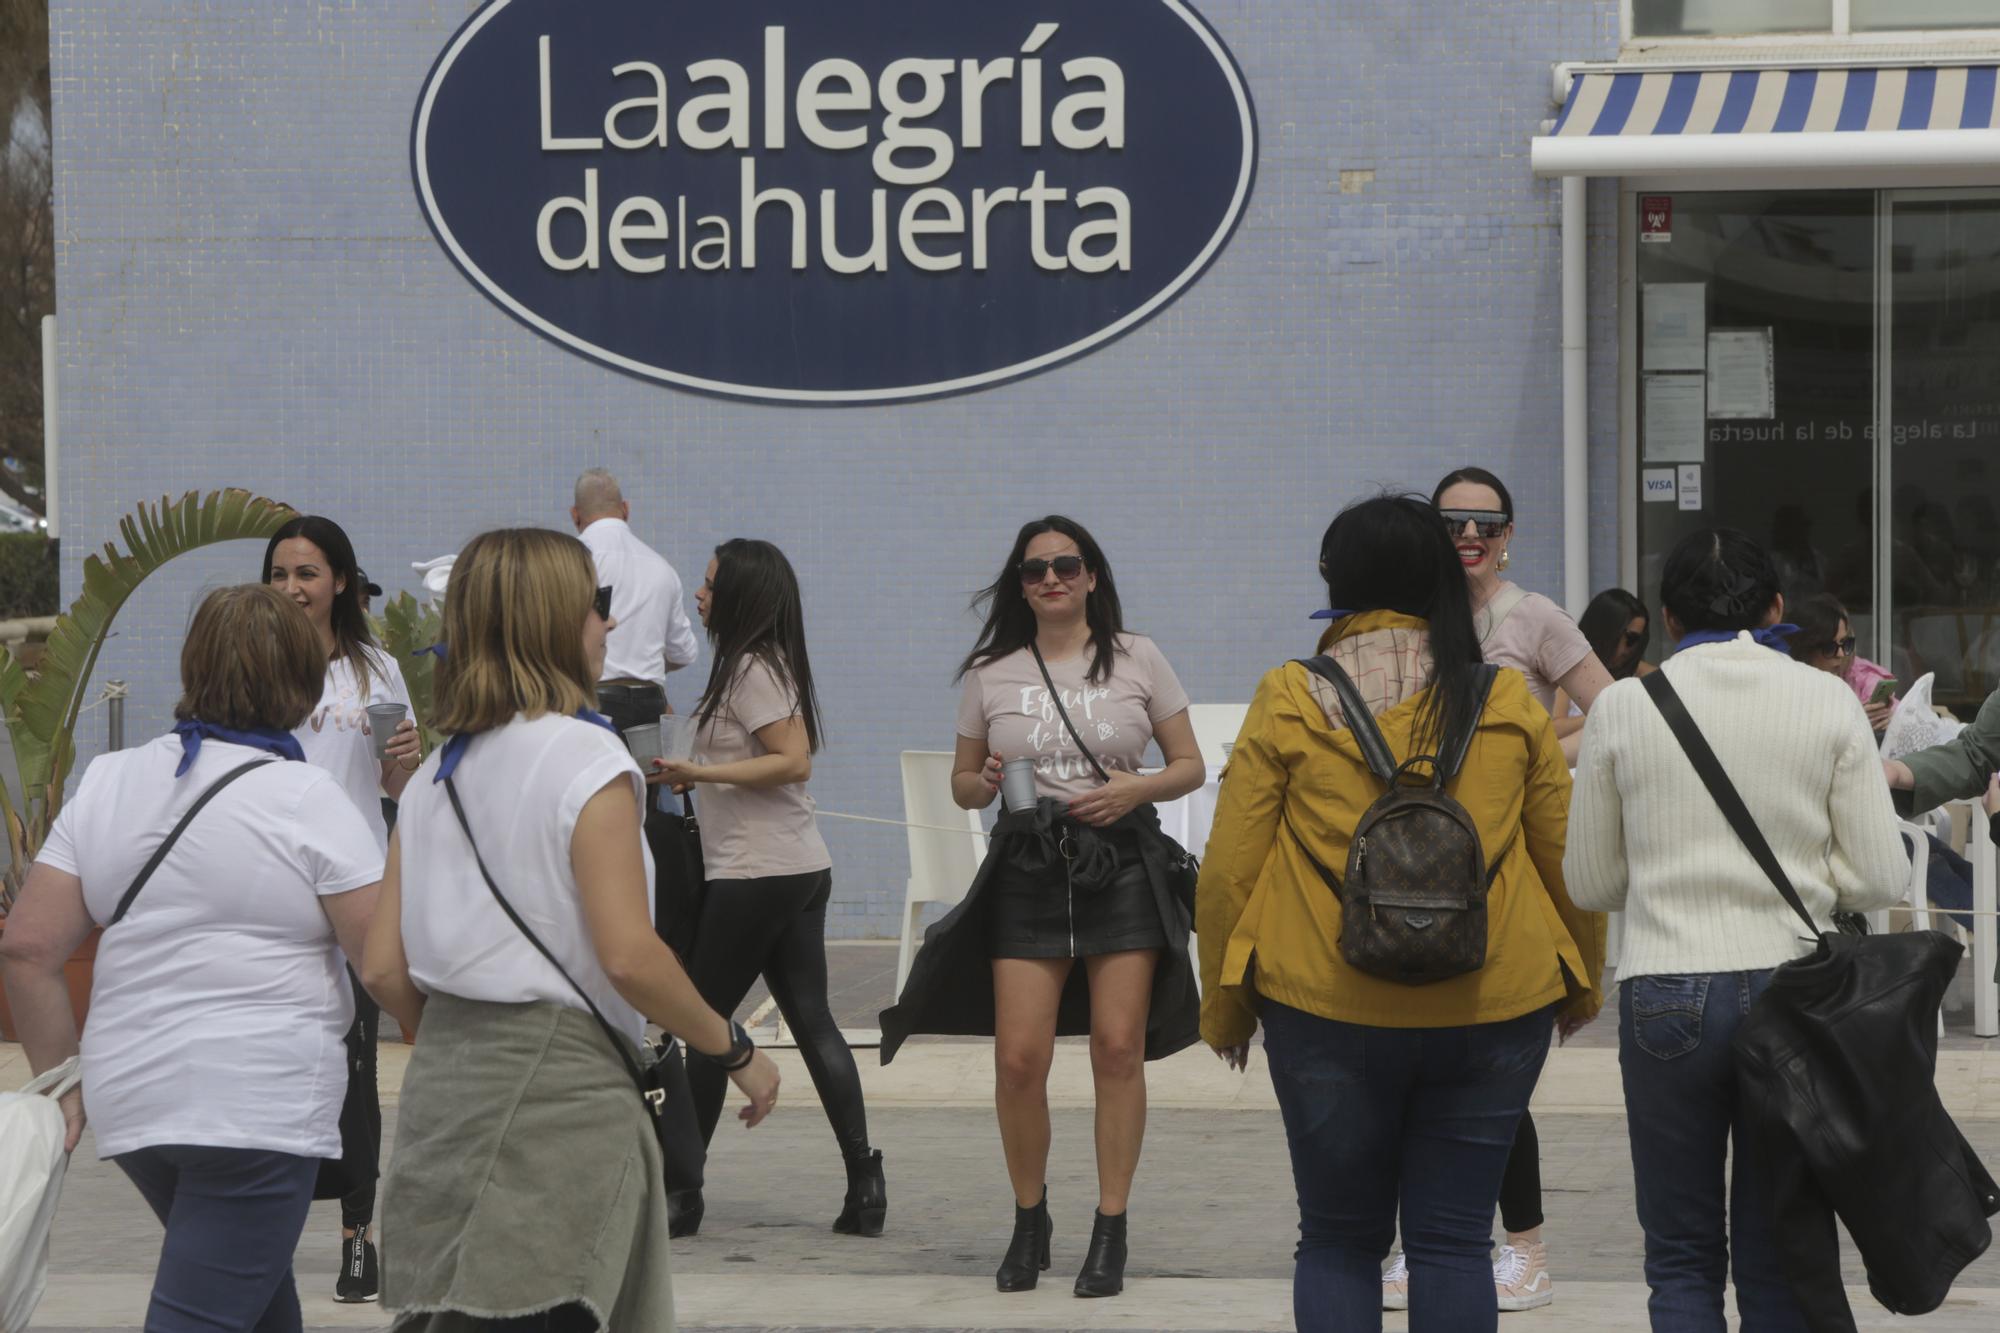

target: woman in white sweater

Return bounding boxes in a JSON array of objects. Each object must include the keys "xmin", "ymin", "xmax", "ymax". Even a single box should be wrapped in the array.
[{"xmin": 1565, "ymin": 528, "xmax": 1906, "ymax": 1332}]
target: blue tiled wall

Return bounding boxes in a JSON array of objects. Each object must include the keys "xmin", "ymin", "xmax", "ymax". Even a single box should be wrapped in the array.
[{"xmin": 49, "ymin": 1, "xmax": 1622, "ymax": 936}]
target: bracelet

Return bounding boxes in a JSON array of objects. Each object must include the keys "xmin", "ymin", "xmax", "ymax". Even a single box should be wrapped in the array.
[
  {"xmin": 694, "ymin": 1018, "xmax": 756, "ymax": 1072},
  {"xmin": 397, "ymin": 751, "xmax": 422, "ymax": 772}
]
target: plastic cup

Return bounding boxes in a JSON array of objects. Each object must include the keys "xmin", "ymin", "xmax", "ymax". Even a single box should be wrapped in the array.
[
  {"xmin": 366, "ymin": 703, "xmax": 407, "ymax": 761},
  {"xmin": 659, "ymin": 715, "xmax": 697, "ymax": 762},
  {"xmin": 623, "ymin": 722, "xmax": 663, "ymax": 767},
  {"xmin": 1001, "ymin": 757, "xmax": 1039, "ymax": 812}
]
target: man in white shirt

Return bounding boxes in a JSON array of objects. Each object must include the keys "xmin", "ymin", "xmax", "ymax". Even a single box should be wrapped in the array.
[{"xmin": 571, "ymin": 469, "xmax": 701, "ymax": 737}]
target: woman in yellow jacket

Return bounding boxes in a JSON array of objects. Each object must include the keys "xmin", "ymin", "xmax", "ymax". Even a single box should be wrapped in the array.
[{"xmin": 1196, "ymin": 495, "xmax": 1604, "ymax": 1333}]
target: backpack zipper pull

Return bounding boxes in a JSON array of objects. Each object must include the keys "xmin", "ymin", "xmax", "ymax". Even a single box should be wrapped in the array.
[{"xmin": 1355, "ymin": 835, "xmax": 1367, "ymax": 874}]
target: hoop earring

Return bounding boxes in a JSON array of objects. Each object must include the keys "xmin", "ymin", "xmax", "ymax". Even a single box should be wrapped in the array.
[{"xmin": 1498, "ymin": 548, "xmax": 1511, "ymax": 572}]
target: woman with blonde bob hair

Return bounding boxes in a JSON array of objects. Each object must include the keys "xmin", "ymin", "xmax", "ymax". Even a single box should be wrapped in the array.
[
  {"xmin": 363, "ymin": 528, "xmax": 780, "ymax": 1332},
  {"xmin": 2, "ymin": 584, "xmax": 384, "ymax": 1331}
]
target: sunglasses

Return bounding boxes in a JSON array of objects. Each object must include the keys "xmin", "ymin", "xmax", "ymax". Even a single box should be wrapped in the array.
[
  {"xmin": 593, "ymin": 585, "xmax": 614, "ymax": 621},
  {"xmin": 1439, "ymin": 509, "xmax": 1510, "ymax": 540},
  {"xmin": 1019, "ymin": 555, "xmax": 1086, "ymax": 584},
  {"xmin": 1620, "ymin": 628, "xmax": 1647, "ymax": 649},
  {"xmin": 1809, "ymin": 635, "xmax": 1858, "ymax": 658}
]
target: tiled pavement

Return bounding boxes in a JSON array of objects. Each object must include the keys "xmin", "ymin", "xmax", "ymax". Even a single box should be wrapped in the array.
[{"xmin": 17, "ymin": 942, "xmax": 2000, "ymax": 1331}]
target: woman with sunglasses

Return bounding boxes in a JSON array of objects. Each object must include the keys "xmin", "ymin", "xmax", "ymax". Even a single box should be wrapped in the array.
[
  {"xmin": 264, "ymin": 514, "xmax": 420, "ymax": 1303},
  {"xmin": 649, "ymin": 539, "xmax": 882, "ymax": 1240},
  {"xmin": 881, "ymin": 515, "xmax": 1206, "ymax": 1300},
  {"xmin": 1554, "ymin": 590, "xmax": 1655, "ymax": 718},
  {"xmin": 362, "ymin": 528, "xmax": 779, "ymax": 1330},
  {"xmin": 1400, "ymin": 468, "xmax": 1613, "ymax": 1315}
]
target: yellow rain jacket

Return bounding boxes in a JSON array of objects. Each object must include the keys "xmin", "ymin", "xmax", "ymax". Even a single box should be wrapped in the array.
[{"xmin": 1197, "ymin": 612, "xmax": 1604, "ymax": 1046}]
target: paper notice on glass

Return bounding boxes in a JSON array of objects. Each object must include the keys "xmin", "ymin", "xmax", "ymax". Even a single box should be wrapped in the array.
[
  {"xmin": 1707, "ymin": 328, "xmax": 1775, "ymax": 419},
  {"xmin": 1643, "ymin": 374, "xmax": 1707, "ymax": 462},
  {"xmin": 1880, "ymin": 673, "xmax": 1969, "ymax": 763},
  {"xmin": 1643, "ymin": 282, "xmax": 1706, "ymax": 371}
]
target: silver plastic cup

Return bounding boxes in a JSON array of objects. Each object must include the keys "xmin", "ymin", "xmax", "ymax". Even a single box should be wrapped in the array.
[
  {"xmin": 1001, "ymin": 756, "xmax": 1039, "ymax": 811},
  {"xmin": 659, "ymin": 715, "xmax": 697, "ymax": 762},
  {"xmin": 623, "ymin": 722, "xmax": 663, "ymax": 767},
  {"xmin": 366, "ymin": 702, "xmax": 407, "ymax": 761}
]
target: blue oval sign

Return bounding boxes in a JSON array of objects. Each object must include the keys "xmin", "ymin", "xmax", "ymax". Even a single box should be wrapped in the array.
[{"xmin": 413, "ymin": 0, "xmax": 1257, "ymax": 403}]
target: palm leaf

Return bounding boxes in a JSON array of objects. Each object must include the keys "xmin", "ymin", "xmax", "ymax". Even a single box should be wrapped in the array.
[{"xmin": 376, "ymin": 591, "xmax": 445, "ymax": 752}]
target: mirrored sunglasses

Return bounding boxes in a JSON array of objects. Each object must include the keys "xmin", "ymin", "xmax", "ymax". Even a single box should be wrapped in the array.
[{"xmin": 1439, "ymin": 509, "xmax": 1510, "ymax": 539}]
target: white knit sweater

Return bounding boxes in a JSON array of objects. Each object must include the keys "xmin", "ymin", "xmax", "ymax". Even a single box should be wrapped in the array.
[{"xmin": 1564, "ymin": 635, "xmax": 1907, "ymax": 981}]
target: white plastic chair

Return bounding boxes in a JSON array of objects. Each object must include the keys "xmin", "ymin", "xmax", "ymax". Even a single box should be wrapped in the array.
[
  {"xmin": 895, "ymin": 750, "xmax": 988, "ymax": 995},
  {"xmin": 1186, "ymin": 703, "xmax": 1249, "ymax": 768},
  {"xmin": 1955, "ymin": 797, "xmax": 2000, "ymax": 1038}
]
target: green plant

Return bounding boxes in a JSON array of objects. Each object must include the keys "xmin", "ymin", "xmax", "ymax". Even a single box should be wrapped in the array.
[
  {"xmin": 373, "ymin": 590, "xmax": 446, "ymax": 752},
  {"xmin": 0, "ymin": 489, "xmax": 296, "ymax": 911},
  {"xmin": 0, "ymin": 532, "xmax": 56, "ymax": 620}
]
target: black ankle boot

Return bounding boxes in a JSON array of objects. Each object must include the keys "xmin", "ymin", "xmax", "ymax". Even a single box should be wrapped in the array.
[
  {"xmin": 995, "ymin": 1188, "xmax": 1052, "ymax": 1292},
  {"xmin": 1073, "ymin": 1209, "xmax": 1127, "ymax": 1298},
  {"xmin": 667, "ymin": 1188, "xmax": 703, "ymax": 1239},
  {"xmin": 832, "ymin": 1148, "xmax": 887, "ymax": 1236}
]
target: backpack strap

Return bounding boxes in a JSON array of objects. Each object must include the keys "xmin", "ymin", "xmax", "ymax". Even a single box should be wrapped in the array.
[{"xmin": 1294, "ymin": 656, "xmax": 1399, "ymax": 785}]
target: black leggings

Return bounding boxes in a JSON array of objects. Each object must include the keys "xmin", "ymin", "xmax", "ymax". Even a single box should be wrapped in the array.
[
  {"xmin": 340, "ymin": 981, "xmax": 381, "ymax": 1231},
  {"xmin": 1497, "ymin": 1109, "xmax": 1543, "ymax": 1235},
  {"xmin": 684, "ymin": 869, "xmax": 870, "ymax": 1160}
]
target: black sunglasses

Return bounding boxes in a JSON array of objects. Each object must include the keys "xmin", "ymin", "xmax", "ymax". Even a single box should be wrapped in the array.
[
  {"xmin": 1620, "ymin": 628, "xmax": 1647, "ymax": 649},
  {"xmin": 1809, "ymin": 635, "xmax": 1857, "ymax": 658},
  {"xmin": 1439, "ymin": 509, "xmax": 1510, "ymax": 539},
  {"xmin": 593, "ymin": 585, "xmax": 614, "ymax": 621},
  {"xmin": 1019, "ymin": 555, "xmax": 1086, "ymax": 584}
]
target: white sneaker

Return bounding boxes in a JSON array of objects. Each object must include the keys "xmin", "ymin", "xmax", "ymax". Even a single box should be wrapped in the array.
[
  {"xmin": 1494, "ymin": 1241, "xmax": 1554, "ymax": 1311},
  {"xmin": 1381, "ymin": 1250, "xmax": 1409, "ymax": 1311}
]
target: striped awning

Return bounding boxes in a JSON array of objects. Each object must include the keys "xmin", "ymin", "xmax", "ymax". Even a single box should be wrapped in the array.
[{"xmin": 1531, "ymin": 65, "xmax": 2000, "ymax": 177}]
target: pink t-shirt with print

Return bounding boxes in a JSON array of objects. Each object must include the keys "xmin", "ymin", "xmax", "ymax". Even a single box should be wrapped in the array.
[
  {"xmin": 956, "ymin": 634, "xmax": 1191, "ymax": 802},
  {"xmin": 694, "ymin": 656, "xmax": 831, "ymax": 880}
]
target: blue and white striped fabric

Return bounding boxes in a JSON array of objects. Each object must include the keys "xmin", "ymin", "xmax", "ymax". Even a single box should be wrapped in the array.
[{"xmin": 1552, "ymin": 67, "xmax": 2000, "ymax": 138}]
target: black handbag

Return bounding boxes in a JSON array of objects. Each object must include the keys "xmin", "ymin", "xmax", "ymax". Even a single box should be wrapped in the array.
[
  {"xmin": 443, "ymin": 777, "xmax": 705, "ymax": 1194},
  {"xmin": 1028, "ymin": 642, "xmax": 1200, "ymax": 906},
  {"xmin": 647, "ymin": 788, "xmax": 705, "ymax": 961}
]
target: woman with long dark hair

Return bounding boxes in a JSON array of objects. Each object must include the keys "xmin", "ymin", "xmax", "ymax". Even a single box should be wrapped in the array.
[
  {"xmin": 651, "ymin": 538, "xmax": 881, "ymax": 1240},
  {"xmin": 1197, "ymin": 494, "xmax": 1603, "ymax": 1333},
  {"xmin": 1554, "ymin": 590, "xmax": 1654, "ymax": 717},
  {"xmin": 881, "ymin": 515, "xmax": 1206, "ymax": 1299},
  {"xmin": 263, "ymin": 514, "xmax": 420, "ymax": 1303}
]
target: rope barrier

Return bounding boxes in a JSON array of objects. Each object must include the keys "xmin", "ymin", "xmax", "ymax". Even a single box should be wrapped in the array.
[{"xmin": 815, "ymin": 809, "xmax": 990, "ymax": 838}]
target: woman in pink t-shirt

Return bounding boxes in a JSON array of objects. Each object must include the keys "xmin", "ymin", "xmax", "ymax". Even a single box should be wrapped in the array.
[
  {"xmin": 880, "ymin": 515, "xmax": 1205, "ymax": 1301},
  {"xmin": 651, "ymin": 539, "xmax": 881, "ymax": 1242}
]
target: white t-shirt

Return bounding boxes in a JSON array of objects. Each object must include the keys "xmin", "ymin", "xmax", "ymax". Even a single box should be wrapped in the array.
[
  {"xmin": 396, "ymin": 713, "xmax": 655, "ymax": 1044},
  {"xmin": 294, "ymin": 649, "xmax": 411, "ymax": 855},
  {"xmin": 579, "ymin": 517, "xmax": 700, "ymax": 691},
  {"xmin": 37, "ymin": 736, "xmax": 381, "ymax": 1160}
]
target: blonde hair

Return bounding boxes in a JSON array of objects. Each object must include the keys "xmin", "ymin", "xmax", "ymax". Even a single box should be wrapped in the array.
[
  {"xmin": 432, "ymin": 528, "xmax": 599, "ymax": 735},
  {"xmin": 175, "ymin": 584, "xmax": 323, "ymax": 731}
]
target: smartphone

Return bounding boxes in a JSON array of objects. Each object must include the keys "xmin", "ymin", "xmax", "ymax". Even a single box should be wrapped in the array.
[{"xmin": 1868, "ymin": 678, "xmax": 1900, "ymax": 706}]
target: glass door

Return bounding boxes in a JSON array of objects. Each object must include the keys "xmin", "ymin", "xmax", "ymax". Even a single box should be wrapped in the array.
[{"xmin": 1884, "ymin": 192, "xmax": 2000, "ymax": 716}]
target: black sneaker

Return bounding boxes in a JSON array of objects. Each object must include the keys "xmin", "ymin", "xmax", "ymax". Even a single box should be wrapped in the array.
[{"xmin": 334, "ymin": 1228, "xmax": 379, "ymax": 1303}]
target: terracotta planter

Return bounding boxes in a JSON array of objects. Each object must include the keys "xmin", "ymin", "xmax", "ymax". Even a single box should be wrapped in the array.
[{"xmin": 0, "ymin": 922, "xmax": 99, "ymax": 1042}]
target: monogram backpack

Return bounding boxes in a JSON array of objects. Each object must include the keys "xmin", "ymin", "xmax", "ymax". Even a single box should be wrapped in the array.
[{"xmin": 1294, "ymin": 656, "xmax": 1505, "ymax": 986}]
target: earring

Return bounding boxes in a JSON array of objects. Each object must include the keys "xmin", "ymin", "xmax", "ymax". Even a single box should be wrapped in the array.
[{"xmin": 1499, "ymin": 548, "xmax": 1511, "ymax": 572}]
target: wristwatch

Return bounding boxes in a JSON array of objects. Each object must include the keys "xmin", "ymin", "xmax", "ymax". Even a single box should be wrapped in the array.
[{"xmin": 694, "ymin": 1018, "xmax": 756, "ymax": 1072}]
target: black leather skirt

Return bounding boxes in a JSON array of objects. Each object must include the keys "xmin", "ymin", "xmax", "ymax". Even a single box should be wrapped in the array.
[{"xmin": 988, "ymin": 816, "xmax": 1168, "ymax": 960}]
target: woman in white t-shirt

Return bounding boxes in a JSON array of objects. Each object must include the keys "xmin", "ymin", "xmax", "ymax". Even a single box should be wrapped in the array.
[
  {"xmin": 0, "ymin": 583, "xmax": 382, "ymax": 1330},
  {"xmin": 263, "ymin": 513, "xmax": 418, "ymax": 1302},
  {"xmin": 880, "ymin": 515, "xmax": 1206, "ymax": 1301},
  {"xmin": 649, "ymin": 537, "xmax": 879, "ymax": 1242},
  {"xmin": 360, "ymin": 527, "xmax": 779, "ymax": 1331}
]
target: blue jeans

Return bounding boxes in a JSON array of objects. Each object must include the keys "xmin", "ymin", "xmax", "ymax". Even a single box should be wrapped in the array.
[
  {"xmin": 115, "ymin": 1144, "xmax": 320, "ymax": 1333},
  {"xmin": 1619, "ymin": 972, "xmax": 1808, "ymax": 1332},
  {"xmin": 1925, "ymin": 833, "xmax": 1977, "ymax": 933},
  {"xmin": 1262, "ymin": 1000, "xmax": 1555, "ymax": 1333}
]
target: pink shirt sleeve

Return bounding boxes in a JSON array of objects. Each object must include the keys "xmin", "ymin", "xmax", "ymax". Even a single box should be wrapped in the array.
[
  {"xmin": 956, "ymin": 668, "xmax": 989, "ymax": 740},
  {"xmin": 731, "ymin": 658, "xmax": 802, "ymax": 735},
  {"xmin": 1135, "ymin": 637, "xmax": 1191, "ymax": 723}
]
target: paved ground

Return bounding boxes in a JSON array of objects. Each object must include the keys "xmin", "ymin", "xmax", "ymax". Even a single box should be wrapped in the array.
[{"xmin": 17, "ymin": 942, "xmax": 2000, "ymax": 1331}]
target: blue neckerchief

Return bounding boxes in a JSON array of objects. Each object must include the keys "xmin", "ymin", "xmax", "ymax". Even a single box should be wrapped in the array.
[
  {"xmin": 1308, "ymin": 608, "xmax": 1358, "ymax": 621},
  {"xmin": 171, "ymin": 719, "xmax": 305, "ymax": 778},
  {"xmin": 416, "ymin": 641, "xmax": 447, "ymax": 659},
  {"xmin": 434, "ymin": 707, "xmax": 620, "ymax": 783},
  {"xmin": 1676, "ymin": 624, "xmax": 1800, "ymax": 656}
]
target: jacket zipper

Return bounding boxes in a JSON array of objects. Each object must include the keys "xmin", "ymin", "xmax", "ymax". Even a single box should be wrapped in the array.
[{"xmin": 1065, "ymin": 846, "xmax": 1076, "ymax": 957}]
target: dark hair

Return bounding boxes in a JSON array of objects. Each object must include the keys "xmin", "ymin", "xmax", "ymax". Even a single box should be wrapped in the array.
[
  {"xmin": 262, "ymin": 515, "xmax": 381, "ymax": 698},
  {"xmin": 1658, "ymin": 528, "xmax": 1783, "ymax": 634},
  {"xmin": 1317, "ymin": 494, "xmax": 1484, "ymax": 753},
  {"xmin": 176, "ymin": 584, "xmax": 324, "ymax": 732},
  {"xmin": 958, "ymin": 516, "xmax": 1124, "ymax": 686},
  {"xmin": 1431, "ymin": 466, "xmax": 1514, "ymax": 522},
  {"xmin": 1784, "ymin": 593, "xmax": 1849, "ymax": 663},
  {"xmin": 1578, "ymin": 588, "xmax": 1649, "ymax": 680},
  {"xmin": 696, "ymin": 539, "xmax": 823, "ymax": 752}
]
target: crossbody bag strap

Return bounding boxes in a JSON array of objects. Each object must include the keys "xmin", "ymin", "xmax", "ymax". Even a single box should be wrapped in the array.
[
  {"xmin": 1294, "ymin": 655, "xmax": 1399, "ymax": 784},
  {"xmin": 1641, "ymin": 671, "xmax": 1820, "ymax": 939},
  {"xmin": 442, "ymin": 777, "xmax": 657, "ymax": 1104},
  {"xmin": 109, "ymin": 758, "xmax": 273, "ymax": 927},
  {"xmin": 1028, "ymin": 641, "xmax": 1111, "ymax": 784}
]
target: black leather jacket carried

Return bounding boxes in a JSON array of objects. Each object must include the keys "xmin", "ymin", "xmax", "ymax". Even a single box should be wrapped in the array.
[{"xmin": 1734, "ymin": 930, "xmax": 1999, "ymax": 1331}]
